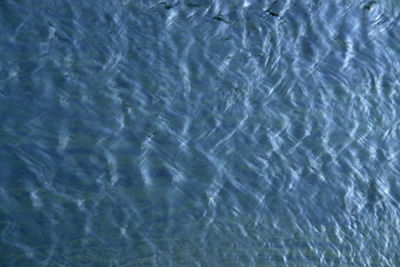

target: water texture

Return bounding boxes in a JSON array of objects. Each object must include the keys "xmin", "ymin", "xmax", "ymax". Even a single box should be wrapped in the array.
[{"xmin": 1, "ymin": 0, "xmax": 400, "ymax": 265}]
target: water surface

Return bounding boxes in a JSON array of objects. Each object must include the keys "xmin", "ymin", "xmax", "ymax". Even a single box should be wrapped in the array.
[{"xmin": 1, "ymin": 0, "xmax": 400, "ymax": 265}]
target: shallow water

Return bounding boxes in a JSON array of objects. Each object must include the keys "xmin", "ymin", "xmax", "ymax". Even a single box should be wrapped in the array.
[{"xmin": 1, "ymin": 0, "xmax": 400, "ymax": 265}]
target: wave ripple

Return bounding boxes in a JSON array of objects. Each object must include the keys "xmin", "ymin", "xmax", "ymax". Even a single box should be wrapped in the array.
[{"xmin": 1, "ymin": 0, "xmax": 400, "ymax": 265}]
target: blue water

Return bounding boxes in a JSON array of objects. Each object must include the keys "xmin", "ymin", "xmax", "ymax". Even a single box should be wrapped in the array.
[{"xmin": 1, "ymin": 0, "xmax": 400, "ymax": 265}]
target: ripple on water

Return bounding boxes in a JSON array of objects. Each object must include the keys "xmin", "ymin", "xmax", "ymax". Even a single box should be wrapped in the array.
[{"xmin": 0, "ymin": 0, "xmax": 400, "ymax": 265}]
